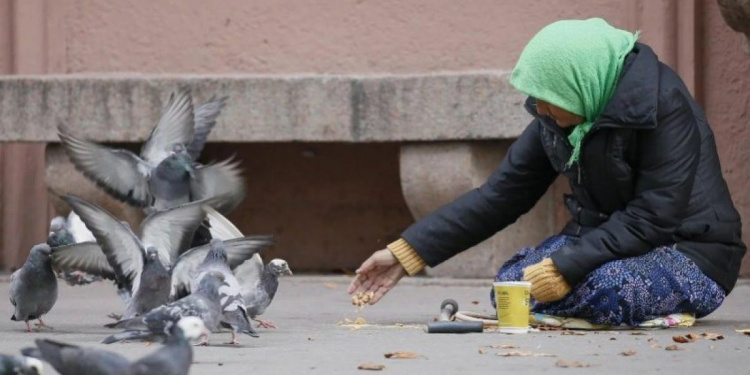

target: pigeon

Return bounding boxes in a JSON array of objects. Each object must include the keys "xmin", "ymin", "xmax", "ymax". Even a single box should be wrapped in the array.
[
  {"xmin": 51, "ymin": 195, "xmax": 206, "ymax": 318},
  {"xmin": 103, "ymin": 272, "xmax": 226, "ymax": 346},
  {"xmin": 190, "ymin": 239, "xmax": 258, "ymax": 344},
  {"xmin": 0, "ymin": 353, "xmax": 43, "ymax": 375},
  {"xmin": 58, "ymin": 90, "xmax": 244, "ymax": 215},
  {"xmin": 9, "ymin": 244, "xmax": 58, "ymax": 332},
  {"xmin": 22, "ymin": 316, "xmax": 208, "ymax": 375},
  {"xmin": 203, "ymin": 206, "xmax": 291, "ymax": 328},
  {"xmin": 237, "ymin": 258, "xmax": 293, "ymax": 329},
  {"xmin": 46, "ymin": 212, "xmax": 101, "ymax": 286}
]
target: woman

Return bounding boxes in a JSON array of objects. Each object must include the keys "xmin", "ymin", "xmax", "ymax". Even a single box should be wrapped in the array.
[{"xmin": 348, "ymin": 19, "xmax": 746, "ymax": 326}]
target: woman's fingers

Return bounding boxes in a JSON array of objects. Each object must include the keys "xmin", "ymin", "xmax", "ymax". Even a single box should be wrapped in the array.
[{"xmin": 347, "ymin": 274, "xmax": 363, "ymax": 294}]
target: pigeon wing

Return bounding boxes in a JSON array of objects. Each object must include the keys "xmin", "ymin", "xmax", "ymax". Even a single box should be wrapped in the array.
[
  {"xmin": 189, "ymin": 159, "xmax": 246, "ymax": 214},
  {"xmin": 139, "ymin": 200, "xmax": 208, "ymax": 267},
  {"xmin": 140, "ymin": 89, "xmax": 195, "ymax": 165},
  {"xmin": 63, "ymin": 195, "xmax": 145, "ymax": 293},
  {"xmin": 58, "ymin": 126, "xmax": 152, "ymax": 207},
  {"xmin": 188, "ymin": 95, "xmax": 228, "ymax": 160},
  {"xmin": 50, "ymin": 242, "xmax": 117, "ymax": 280}
]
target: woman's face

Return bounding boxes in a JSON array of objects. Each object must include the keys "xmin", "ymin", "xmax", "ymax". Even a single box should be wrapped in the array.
[{"xmin": 535, "ymin": 99, "xmax": 585, "ymax": 128}]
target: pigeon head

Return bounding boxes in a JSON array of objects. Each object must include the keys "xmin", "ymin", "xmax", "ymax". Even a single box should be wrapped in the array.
[
  {"xmin": 145, "ymin": 247, "xmax": 161, "ymax": 262},
  {"xmin": 173, "ymin": 316, "xmax": 210, "ymax": 342},
  {"xmin": 268, "ymin": 259, "xmax": 293, "ymax": 277},
  {"xmin": 204, "ymin": 239, "xmax": 228, "ymax": 264},
  {"xmin": 49, "ymin": 216, "xmax": 67, "ymax": 233},
  {"xmin": 157, "ymin": 146, "xmax": 195, "ymax": 181},
  {"xmin": 29, "ymin": 244, "xmax": 52, "ymax": 259},
  {"xmin": 22, "ymin": 356, "xmax": 44, "ymax": 375}
]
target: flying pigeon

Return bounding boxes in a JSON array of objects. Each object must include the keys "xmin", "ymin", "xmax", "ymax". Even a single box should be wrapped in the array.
[
  {"xmin": 0, "ymin": 353, "xmax": 43, "ymax": 375},
  {"xmin": 22, "ymin": 316, "xmax": 208, "ymax": 375},
  {"xmin": 58, "ymin": 90, "xmax": 244, "ymax": 214},
  {"xmin": 51, "ymin": 195, "xmax": 206, "ymax": 318},
  {"xmin": 190, "ymin": 239, "xmax": 258, "ymax": 344},
  {"xmin": 47, "ymin": 212, "xmax": 101, "ymax": 286},
  {"xmin": 9, "ymin": 244, "xmax": 58, "ymax": 332},
  {"xmin": 103, "ymin": 272, "xmax": 226, "ymax": 346},
  {"xmin": 203, "ymin": 206, "xmax": 291, "ymax": 328}
]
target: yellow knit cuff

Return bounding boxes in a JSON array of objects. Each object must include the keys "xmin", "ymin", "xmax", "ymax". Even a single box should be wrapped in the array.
[{"xmin": 387, "ymin": 238, "xmax": 426, "ymax": 276}]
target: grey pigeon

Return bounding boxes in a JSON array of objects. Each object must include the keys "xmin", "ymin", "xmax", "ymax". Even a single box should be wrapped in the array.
[
  {"xmin": 203, "ymin": 206, "xmax": 290, "ymax": 328},
  {"xmin": 58, "ymin": 90, "xmax": 243, "ymax": 214},
  {"xmin": 0, "ymin": 353, "xmax": 43, "ymax": 375},
  {"xmin": 103, "ymin": 272, "xmax": 226, "ymax": 345},
  {"xmin": 47, "ymin": 212, "xmax": 101, "ymax": 286},
  {"xmin": 237, "ymin": 258, "xmax": 293, "ymax": 329},
  {"xmin": 9, "ymin": 244, "xmax": 58, "ymax": 332},
  {"xmin": 51, "ymin": 195, "xmax": 206, "ymax": 318},
  {"xmin": 22, "ymin": 317, "xmax": 207, "ymax": 375},
  {"xmin": 191, "ymin": 239, "xmax": 258, "ymax": 344}
]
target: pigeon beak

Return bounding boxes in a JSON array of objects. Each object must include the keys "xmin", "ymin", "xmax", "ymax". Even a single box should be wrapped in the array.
[{"xmin": 284, "ymin": 268, "xmax": 293, "ymax": 276}]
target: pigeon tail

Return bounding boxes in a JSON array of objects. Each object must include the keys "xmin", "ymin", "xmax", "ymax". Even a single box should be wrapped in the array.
[
  {"xmin": 20, "ymin": 347, "xmax": 41, "ymax": 359},
  {"xmin": 104, "ymin": 317, "xmax": 145, "ymax": 330},
  {"xmin": 102, "ymin": 330, "xmax": 151, "ymax": 344}
]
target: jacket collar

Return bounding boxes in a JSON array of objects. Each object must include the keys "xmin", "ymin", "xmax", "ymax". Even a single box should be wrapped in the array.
[{"xmin": 523, "ymin": 43, "xmax": 660, "ymax": 130}]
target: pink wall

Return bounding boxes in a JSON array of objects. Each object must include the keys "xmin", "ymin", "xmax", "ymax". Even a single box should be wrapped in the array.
[{"xmin": 1, "ymin": 0, "xmax": 749, "ymax": 273}]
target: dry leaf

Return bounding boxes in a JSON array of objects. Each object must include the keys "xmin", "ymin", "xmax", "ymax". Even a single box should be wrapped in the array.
[
  {"xmin": 665, "ymin": 345, "xmax": 684, "ymax": 351},
  {"xmin": 650, "ymin": 344, "xmax": 662, "ymax": 349},
  {"xmin": 307, "ymin": 337, "xmax": 314, "ymax": 341},
  {"xmin": 471, "ymin": 300, "xmax": 479, "ymax": 305},
  {"xmin": 672, "ymin": 335, "xmax": 695, "ymax": 343},
  {"xmin": 685, "ymin": 333, "xmax": 700, "ymax": 341},
  {"xmin": 496, "ymin": 351, "xmax": 556, "ymax": 358},
  {"xmin": 629, "ymin": 331, "xmax": 648, "ymax": 336},
  {"xmin": 701, "ymin": 332, "xmax": 724, "ymax": 341},
  {"xmin": 478, "ymin": 348, "xmax": 486, "ymax": 355},
  {"xmin": 555, "ymin": 359, "xmax": 590, "ymax": 368},
  {"xmin": 324, "ymin": 283, "xmax": 338, "ymax": 290},
  {"xmin": 735, "ymin": 329, "xmax": 750, "ymax": 336},
  {"xmin": 358, "ymin": 363, "xmax": 385, "ymax": 371},
  {"xmin": 488, "ymin": 344, "xmax": 519, "ymax": 349},
  {"xmin": 620, "ymin": 350, "xmax": 637, "ymax": 357},
  {"xmin": 561, "ymin": 330, "xmax": 586, "ymax": 336},
  {"xmin": 609, "ymin": 337, "xmax": 617, "ymax": 341},
  {"xmin": 384, "ymin": 351, "xmax": 421, "ymax": 359}
]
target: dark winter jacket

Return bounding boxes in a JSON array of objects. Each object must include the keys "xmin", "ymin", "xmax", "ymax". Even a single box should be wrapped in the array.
[{"xmin": 401, "ymin": 43, "xmax": 746, "ymax": 293}]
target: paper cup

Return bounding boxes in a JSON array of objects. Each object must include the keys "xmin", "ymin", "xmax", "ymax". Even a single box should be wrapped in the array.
[{"xmin": 493, "ymin": 281, "xmax": 531, "ymax": 334}]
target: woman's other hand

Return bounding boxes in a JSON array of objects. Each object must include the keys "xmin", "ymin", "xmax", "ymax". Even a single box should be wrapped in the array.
[{"xmin": 347, "ymin": 249, "xmax": 407, "ymax": 305}]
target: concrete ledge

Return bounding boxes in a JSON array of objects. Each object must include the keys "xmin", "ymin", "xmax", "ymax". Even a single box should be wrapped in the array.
[{"xmin": 0, "ymin": 72, "xmax": 527, "ymax": 142}]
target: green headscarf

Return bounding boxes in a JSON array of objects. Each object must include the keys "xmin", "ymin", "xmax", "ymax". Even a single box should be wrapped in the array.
[{"xmin": 510, "ymin": 18, "xmax": 639, "ymax": 166}]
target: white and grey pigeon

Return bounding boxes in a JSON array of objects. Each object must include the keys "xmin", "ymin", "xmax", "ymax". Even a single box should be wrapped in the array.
[
  {"xmin": 22, "ymin": 316, "xmax": 208, "ymax": 375},
  {"xmin": 58, "ymin": 90, "xmax": 243, "ymax": 215},
  {"xmin": 9, "ymin": 244, "xmax": 58, "ymax": 332},
  {"xmin": 204, "ymin": 206, "xmax": 292, "ymax": 328},
  {"xmin": 188, "ymin": 239, "xmax": 258, "ymax": 345},
  {"xmin": 0, "ymin": 353, "xmax": 43, "ymax": 375},
  {"xmin": 103, "ymin": 272, "xmax": 226, "ymax": 346},
  {"xmin": 46, "ymin": 211, "xmax": 101, "ymax": 286},
  {"xmin": 51, "ymin": 195, "xmax": 206, "ymax": 319}
]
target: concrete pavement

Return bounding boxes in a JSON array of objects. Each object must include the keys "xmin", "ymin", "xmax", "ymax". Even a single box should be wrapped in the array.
[{"xmin": 1, "ymin": 276, "xmax": 749, "ymax": 374}]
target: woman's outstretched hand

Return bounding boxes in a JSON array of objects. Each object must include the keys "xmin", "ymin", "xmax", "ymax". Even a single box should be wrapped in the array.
[{"xmin": 347, "ymin": 249, "xmax": 406, "ymax": 305}]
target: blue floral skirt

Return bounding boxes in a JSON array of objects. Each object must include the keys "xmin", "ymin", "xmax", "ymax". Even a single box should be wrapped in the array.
[{"xmin": 491, "ymin": 235, "xmax": 726, "ymax": 326}]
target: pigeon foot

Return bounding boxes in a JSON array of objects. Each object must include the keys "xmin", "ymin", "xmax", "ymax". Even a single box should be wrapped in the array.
[
  {"xmin": 25, "ymin": 322, "xmax": 32, "ymax": 333},
  {"xmin": 193, "ymin": 334, "xmax": 210, "ymax": 346},
  {"xmin": 35, "ymin": 319, "xmax": 53, "ymax": 330},
  {"xmin": 224, "ymin": 332, "xmax": 240, "ymax": 345},
  {"xmin": 255, "ymin": 319, "xmax": 276, "ymax": 329}
]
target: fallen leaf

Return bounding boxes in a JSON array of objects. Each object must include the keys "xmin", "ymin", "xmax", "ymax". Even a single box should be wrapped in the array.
[
  {"xmin": 496, "ymin": 351, "xmax": 556, "ymax": 358},
  {"xmin": 620, "ymin": 350, "xmax": 637, "ymax": 357},
  {"xmin": 701, "ymin": 332, "xmax": 724, "ymax": 341},
  {"xmin": 686, "ymin": 333, "xmax": 700, "ymax": 341},
  {"xmin": 555, "ymin": 359, "xmax": 590, "ymax": 368},
  {"xmin": 307, "ymin": 337, "xmax": 314, "ymax": 341},
  {"xmin": 665, "ymin": 345, "xmax": 684, "ymax": 351},
  {"xmin": 735, "ymin": 329, "xmax": 750, "ymax": 336},
  {"xmin": 609, "ymin": 338, "xmax": 617, "ymax": 341},
  {"xmin": 478, "ymin": 348, "xmax": 486, "ymax": 355},
  {"xmin": 650, "ymin": 344, "xmax": 662, "ymax": 349},
  {"xmin": 471, "ymin": 300, "xmax": 480, "ymax": 305},
  {"xmin": 672, "ymin": 335, "xmax": 696, "ymax": 343},
  {"xmin": 561, "ymin": 330, "xmax": 586, "ymax": 336},
  {"xmin": 358, "ymin": 363, "xmax": 385, "ymax": 371},
  {"xmin": 324, "ymin": 283, "xmax": 338, "ymax": 290},
  {"xmin": 629, "ymin": 331, "xmax": 648, "ymax": 336},
  {"xmin": 488, "ymin": 344, "xmax": 519, "ymax": 349},
  {"xmin": 647, "ymin": 337, "xmax": 657, "ymax": 342},
  {"xmin": 384, "ymin": 351, "xmax": 421, "ymax": 359}
]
